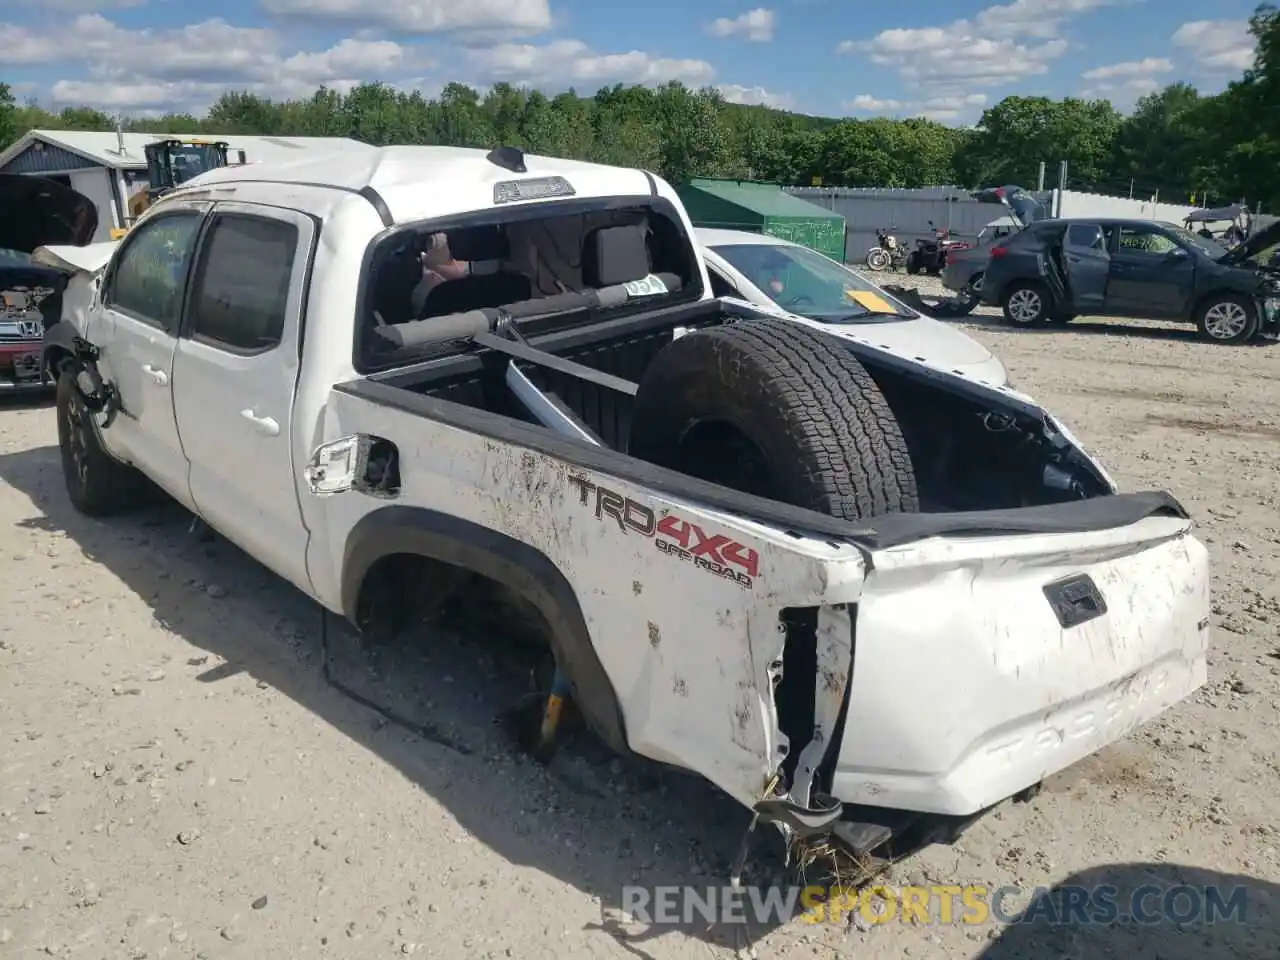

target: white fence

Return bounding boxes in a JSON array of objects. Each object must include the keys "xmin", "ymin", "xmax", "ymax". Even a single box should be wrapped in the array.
[
  {"xmin": 1054, "ymin": 189, "xmax": 1198, "ymax": 224},
  {"xmin": 783, "ymin": 185, "xmax": 1209, "ymax": 263}
]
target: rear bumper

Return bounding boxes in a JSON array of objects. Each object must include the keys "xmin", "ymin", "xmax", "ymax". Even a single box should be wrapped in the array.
[{"xmin": 831, "ymin": 522, "xmax": 1209, "ymax": 816}]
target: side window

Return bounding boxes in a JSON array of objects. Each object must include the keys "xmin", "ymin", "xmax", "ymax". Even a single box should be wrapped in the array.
[
  {"xmin": 188, "ymin": 214, "xmax": 298, "ymax": 354},
  {"xmin": 708, "ymin": 267, "xmax": 738, "ymax": 299},
  {"xmin": 1066, "ymin": 223, "xmax": 1105, "ymax": 251},
  {"xmin": 1117, "ymin": 225, "xmax": 1178, "ymax": 255},
  {"xmin": 106, "ymin": 214, "xmax": 203, "ymax": 332}
]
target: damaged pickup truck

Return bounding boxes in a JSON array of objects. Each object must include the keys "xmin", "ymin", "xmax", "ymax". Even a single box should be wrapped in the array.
[{"xmin": 38, "ymin": 145, "xmax": 1210, "ymax": 868}]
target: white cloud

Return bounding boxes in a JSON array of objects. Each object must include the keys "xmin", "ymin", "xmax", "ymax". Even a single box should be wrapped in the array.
[
  {"xmin": 14, "ymin": 15, "xmax": 428, "ymax": 112},
  {"xmin": 1080, "ymin": 57, "xmax": 1173, "ymax": 81},
  {"xmin": 717, "ymin": 83, "xmax": 793, "ymax": 108},
  {"xmin": 846, "ymin": 92, "xmax": 987, "ymax": 121},
  {"xmin": 1171, "ymin": 20, "xmax": 1255, "ymax": 73},
  {"xmin": 258, "ymin": 0, "xmax": 552, "ymax": 36},
  {"xmin": 973, "ymin": 0, "xmax": 1130, "ymax": 39},
  {"xmin": 1078, "ymin": 57, "xmax": 1172, "ymax": 107},
  {"xmin": 707, "ymin": 8, "xmax": 776, "ymax": 42},
  {"xmin": 837, "ymin": 0, "xmax": 1114, "ymax": 92},
  {"xmin": 465, "ymin": 39, "xmax": 716, "ymax": 88},
  {"xmin": 10, "ymin": 12, "xmax": 721, "ymax": 113},
  {"xmin": 1078, "ymin": 76, "xmax": 1162, "ymax": 107},
  {"xmin": 22, "ymin": 0, "xmax": 144, "ymax": 9}
]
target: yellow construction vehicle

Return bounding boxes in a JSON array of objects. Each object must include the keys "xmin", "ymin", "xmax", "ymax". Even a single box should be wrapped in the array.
[{"xmin": 110, "ymin": 138, "xmax": 240, "ymax": 239}]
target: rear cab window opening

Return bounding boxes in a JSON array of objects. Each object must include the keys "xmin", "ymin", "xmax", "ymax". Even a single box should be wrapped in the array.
[{"xmin": 355, "ymin": 196, "xmax": 704, "ymax": 373}]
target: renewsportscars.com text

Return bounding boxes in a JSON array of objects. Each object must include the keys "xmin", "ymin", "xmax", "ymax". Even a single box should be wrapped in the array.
[{"xmin": 617, "ymin": 882, "xmax": 1251, "ymax": 927}]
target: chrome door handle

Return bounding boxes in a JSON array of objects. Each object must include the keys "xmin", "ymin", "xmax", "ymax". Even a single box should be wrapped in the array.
[
  {"xmin": 240, "ymin": 409, "xmax": 280, "ymax": 436},
  {"xmin": 141, "ymin": 363, "xmax": 168, "ymax": 386}
]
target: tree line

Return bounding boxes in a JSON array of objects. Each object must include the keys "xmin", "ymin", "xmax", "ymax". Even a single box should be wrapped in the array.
[{"xmin": 2, "ymin": 4, "xmax": 1276, "ymax": 210}]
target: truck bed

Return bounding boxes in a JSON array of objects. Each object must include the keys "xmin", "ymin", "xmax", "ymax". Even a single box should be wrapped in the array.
[{"xmin": 345, "ymin": 297, "xmax": 1188, "ymax": 543}]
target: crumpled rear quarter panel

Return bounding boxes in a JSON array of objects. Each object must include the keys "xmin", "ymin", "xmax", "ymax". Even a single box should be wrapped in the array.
[{"xmin": 316, "ymin": 389, "xmax": 870, "ymax": 810}]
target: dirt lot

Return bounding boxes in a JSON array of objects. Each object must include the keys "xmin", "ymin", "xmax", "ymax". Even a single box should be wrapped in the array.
[{"xmin": 3, "ymin": 285, "xmax": 1280, "ymax": 959}]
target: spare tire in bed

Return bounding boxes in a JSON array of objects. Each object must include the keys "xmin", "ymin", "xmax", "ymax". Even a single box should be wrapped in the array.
[{"xmin": 628, "ymin": 318, "xmax": 919, "ymax": 521}]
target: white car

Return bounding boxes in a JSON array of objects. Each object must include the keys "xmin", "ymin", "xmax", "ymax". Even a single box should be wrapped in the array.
[{"xmin": 698, "ymin": 227, "xmax": 1008, "ymax": 385}]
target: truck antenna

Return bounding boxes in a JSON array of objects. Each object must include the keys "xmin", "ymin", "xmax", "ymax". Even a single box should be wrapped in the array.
[{"xmin": 486, "ymin": 146, "xmax": 527, "ymax": 173}]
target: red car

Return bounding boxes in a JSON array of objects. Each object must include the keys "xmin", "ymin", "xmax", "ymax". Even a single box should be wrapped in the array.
[{"xmin": 0, "ymin": 174, "xmax": 98, "ymax": 392}]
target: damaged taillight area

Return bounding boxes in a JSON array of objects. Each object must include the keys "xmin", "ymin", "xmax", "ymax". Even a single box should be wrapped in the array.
[
  {"xmin": 749, "ymin": 603, "xmax": 860, "ymax": 859},
  {"xmin": 773, "ymin": 605, "xmax": 854, "ymax": 810}
]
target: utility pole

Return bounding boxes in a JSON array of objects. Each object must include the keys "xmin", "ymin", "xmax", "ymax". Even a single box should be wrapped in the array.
[
  {"xmin": 1057, "ymin": 160, "xmax": 1068, "ymax": 192},
  {"xmin": 1036, "ymin": 161, "xmax": 1046, "ymax": 192},
  {"xmin": 1128, "ymin": 179, "xmax": 1134, "ymax": 199}
]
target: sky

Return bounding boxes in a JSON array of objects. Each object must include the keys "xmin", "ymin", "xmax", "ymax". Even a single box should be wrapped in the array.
[{"xmin": 0, "ymin": 0, "xmax": 1263, "ymax": 125}]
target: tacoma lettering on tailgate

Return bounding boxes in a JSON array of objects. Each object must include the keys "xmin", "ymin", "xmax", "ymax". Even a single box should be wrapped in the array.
[{"xmin": 568, "ymin": 474, "xmax": 759, "ymax": 588}]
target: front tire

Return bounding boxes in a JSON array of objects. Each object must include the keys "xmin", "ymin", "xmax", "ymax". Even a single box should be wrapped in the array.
[
  {"xmin": 1195, "ymin": 294, "xmax": 1258, "ymax": 345},
  {"xmin": 1001, "ymin": 282, "xmax": 1050, "ymax": 327},
  {"xmin": 56, "ymin": 372, "xmax": 145, "ymax": 517},
  {"xmin": 906, "ymin": 253, "xmax": 922, "ymax": 275},
  {"xmin": 866, "ymin": 248, "xmax": 891, "ymax": 271}
]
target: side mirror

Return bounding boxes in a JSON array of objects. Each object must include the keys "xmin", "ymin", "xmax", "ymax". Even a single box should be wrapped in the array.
[{"xmin": 1168, "ymin": 247, "xmax": 1189, "ymax": 259}]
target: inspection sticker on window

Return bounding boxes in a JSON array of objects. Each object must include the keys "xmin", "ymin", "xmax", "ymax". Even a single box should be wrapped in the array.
[
  {"xmin": 844, "ymin": 288, "xmax": 898, "ymax": 313},
  {"xmin": 624, "ymin": 275, "xmax": 670, "ymax": 298}
]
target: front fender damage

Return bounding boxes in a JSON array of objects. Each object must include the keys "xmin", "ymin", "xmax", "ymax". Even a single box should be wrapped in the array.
[{"xmin": 45, "ymin": 327, "xmax": 119, "ymax": 426}]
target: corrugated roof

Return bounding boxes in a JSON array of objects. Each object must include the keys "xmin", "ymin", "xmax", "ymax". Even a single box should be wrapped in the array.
[
  {"xmin": 685, "ymin": 178, "xmax": 842, "ymax": 220},
  {"xmin": 0, "ymin": 130, "xmax": 375, "ymax": 171}
]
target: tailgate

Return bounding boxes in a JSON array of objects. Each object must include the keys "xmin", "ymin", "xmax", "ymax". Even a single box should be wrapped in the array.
[{"xmin": 832, "ymin": 514, "xmax": 1209, "ymax": 816}]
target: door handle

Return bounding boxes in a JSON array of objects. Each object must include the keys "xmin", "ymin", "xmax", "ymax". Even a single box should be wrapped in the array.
[
  {"xmin": 141, "ymin": 363, "xmax": 168, "ymax": 386},
  {"xmin": 240, "ymin": 409, "xmax": 280, "ymax": 437}
]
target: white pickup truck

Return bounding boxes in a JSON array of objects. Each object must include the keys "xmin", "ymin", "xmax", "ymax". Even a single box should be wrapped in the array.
[{"xmin": 37, "ymin": 144, "xmax": 1209, "ymax": 865}]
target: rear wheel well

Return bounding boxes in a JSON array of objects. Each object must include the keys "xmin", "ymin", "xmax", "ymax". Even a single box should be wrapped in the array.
[
  {"xmin": 352, "ymin": 551, "xmax": 552, "ymax": 652},
  {"xmin": 339, "ymin": 506, "xmax": 629, "ymax": 754}
]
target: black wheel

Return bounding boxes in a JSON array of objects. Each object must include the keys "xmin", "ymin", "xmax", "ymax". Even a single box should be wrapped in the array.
[
  {"xmin": 628, "ymin": 318, "xmax": 918, "ymax": 521},
  {"xmin": 1195, "ymin": 293, "xmax": 1259, "ymax": 344},
  {"xmin": 1001, "ymin": 281, "xmax": 1051, "ymax": 327},
  {"xmin": 906, "ymin": 253, "xmax": 922, "ymax": 275},
  {"xmin": 56, "ymin": 371, "xmax": 146, "ymax": 517}
]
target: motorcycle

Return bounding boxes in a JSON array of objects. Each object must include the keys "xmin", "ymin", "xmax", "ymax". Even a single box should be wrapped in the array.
[
  {"xmin": 865, "ymin": 228, "xmax": 907, "ymax": 272},
  {"xmin": 905, "ymin": 221, "xmax": 970, "ymax": 276}
]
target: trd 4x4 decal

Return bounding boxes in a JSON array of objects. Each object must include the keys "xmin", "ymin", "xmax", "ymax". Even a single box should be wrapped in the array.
[{"xmin": 568, "ymin": 474, "xmax": 759, "ymax": 588}]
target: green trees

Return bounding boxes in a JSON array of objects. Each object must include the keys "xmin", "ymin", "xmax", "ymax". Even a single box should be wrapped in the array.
[{"xmin": 1, "ymin": 5, "xmax": 1276, "ymax": 208}]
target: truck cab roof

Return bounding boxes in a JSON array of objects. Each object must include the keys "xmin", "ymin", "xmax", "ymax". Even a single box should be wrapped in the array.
[{"xmin": 176, "ymin": 144, "xmax": 663, "ymax": 229}]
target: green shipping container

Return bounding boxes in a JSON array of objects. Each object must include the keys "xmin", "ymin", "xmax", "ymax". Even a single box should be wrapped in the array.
[{"xmin": 676, "ymin": 178, "xmax": 847, "ymax": 262}]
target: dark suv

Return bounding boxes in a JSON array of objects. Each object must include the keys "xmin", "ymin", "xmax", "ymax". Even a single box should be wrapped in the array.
[{"xmin": 977, "ymin": 217, "xmax": 1280, "ymax": 344}]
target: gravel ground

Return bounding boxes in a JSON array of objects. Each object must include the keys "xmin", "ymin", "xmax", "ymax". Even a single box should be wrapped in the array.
[{"xmin": 3, "ymin": 285, "xmax": 1280, "ymax": 959}]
